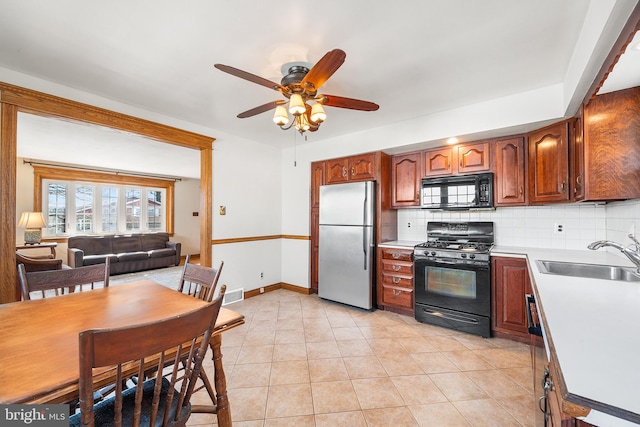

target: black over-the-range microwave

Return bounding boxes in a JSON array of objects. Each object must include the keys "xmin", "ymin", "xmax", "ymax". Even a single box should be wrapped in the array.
[{"xmin": 421, "ymin": 172, "xmax": 494, "ymax": 210}]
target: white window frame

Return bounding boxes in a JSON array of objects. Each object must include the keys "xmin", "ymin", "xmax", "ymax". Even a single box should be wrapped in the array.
[{"xmin": 42, "ymin": 179, "xmax": 167, "ymax": 237}]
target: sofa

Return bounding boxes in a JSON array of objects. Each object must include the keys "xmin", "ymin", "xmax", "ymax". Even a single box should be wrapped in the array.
[{"xmin": 67, "ymin": 233, "xmax": 181, "ymax": 275}]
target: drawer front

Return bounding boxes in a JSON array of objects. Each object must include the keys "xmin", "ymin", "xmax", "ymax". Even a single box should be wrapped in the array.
[
  {"xmin": 381, "ymin": 273, "xmax": 413, "ymax": 289},
  {"xmin": 381, "ymin": 249, "xmax": 413, "ymax": 262},
  {"xmin": 382, "ymin": 285, "xmax": 413, "ymax": 309},
  {"xmin": 382, "ymin": 259, "xmax": 413, "ymax": 275}
]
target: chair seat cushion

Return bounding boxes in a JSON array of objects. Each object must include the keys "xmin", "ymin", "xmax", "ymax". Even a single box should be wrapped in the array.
[{"xmin": 69, "ymin": 377, "xmax": 190, "ymax": 427}]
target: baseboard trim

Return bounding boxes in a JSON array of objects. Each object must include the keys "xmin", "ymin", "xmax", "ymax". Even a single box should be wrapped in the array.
[{"xmin": 244, "ymin": 282, "xmax": 311, "ymax": 299}]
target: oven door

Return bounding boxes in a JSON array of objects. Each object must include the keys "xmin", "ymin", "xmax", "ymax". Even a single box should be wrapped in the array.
[{"xmin": 414, "ymin": 257, "xmax": 491, "ymax": 337}]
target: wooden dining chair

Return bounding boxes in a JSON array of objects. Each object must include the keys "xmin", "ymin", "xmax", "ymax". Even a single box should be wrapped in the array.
[
  {"xmin": 177, "ymin": 255, "xmax": 224, "ymax": 302},
  {"xmin": 69, "ymin": 286, "xmax": 227, "ymax": 427},
  {"xmin": 175, "ymin": 255, "xmax": 225, "ymax": 414},
  {"xmin": 18, "ymin": 258, "xmax": 110, "ymax": 300}
]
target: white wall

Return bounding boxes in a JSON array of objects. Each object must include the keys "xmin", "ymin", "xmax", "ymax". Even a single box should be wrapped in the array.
[{"xmin": 211, "ymin": 137, "xmax": 283, "ymax": 293}]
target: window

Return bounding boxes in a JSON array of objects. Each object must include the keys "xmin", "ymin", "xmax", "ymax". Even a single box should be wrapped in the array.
[{"xmin": 34, "ymin": 166, "xmax": 175, "ymax": 237}]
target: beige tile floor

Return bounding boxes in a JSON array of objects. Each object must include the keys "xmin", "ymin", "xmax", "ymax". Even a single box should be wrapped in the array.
[{"xmin": 188, "ymin": 289, "xmax": 536, "ymax": 427}]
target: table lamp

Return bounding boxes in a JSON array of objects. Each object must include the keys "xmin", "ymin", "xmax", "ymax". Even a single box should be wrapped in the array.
[{"xmin": 17, "ymin": 212, "xmax": 47, "ymax": 244}]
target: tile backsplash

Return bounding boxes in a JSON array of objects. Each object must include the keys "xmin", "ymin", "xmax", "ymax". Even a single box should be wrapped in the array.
[{"xmin": 397, "ymin": 199, "xmax": 640, "ymax": 253}]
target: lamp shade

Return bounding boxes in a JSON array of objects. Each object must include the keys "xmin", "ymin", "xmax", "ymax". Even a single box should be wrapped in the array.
[
  {"xmin": 310, "ymin": 103, "xmax": 326, "ymax": 123},
  {"xmin": 17, "ymin": 212, "xmax": 47, "ymax": 229},
  {"xmin": 273, "ymin": 105, "xmax": 290, "ymax": 126},
  {"xmin": 18, "ymin": 212, "xmax": 47, "ymax": 244},
  {"xmin": 288, "ymin": 94, "xmax": 306, "ymax": 116}
]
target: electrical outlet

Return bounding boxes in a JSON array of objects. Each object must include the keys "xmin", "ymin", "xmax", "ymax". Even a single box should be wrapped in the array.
[
  {"xmin": 260, "ymin": 272, "xmax": 264, "ymax": 279},
  {"xmin": 260, "ymin": 287, "xmax": 265, "ymax": 294},
  {"xmin": 407, "ymin": 222, "xmax": 412, "ymax": 228},
  {"xmin": 554, "ymin": 223, "xmax": 564, "ymax": 234}
]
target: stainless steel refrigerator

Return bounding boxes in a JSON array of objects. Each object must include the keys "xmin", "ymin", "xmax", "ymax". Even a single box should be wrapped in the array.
[{"xmin": 318, "ymin": 181, "xmax": 375, "ymax": 309}]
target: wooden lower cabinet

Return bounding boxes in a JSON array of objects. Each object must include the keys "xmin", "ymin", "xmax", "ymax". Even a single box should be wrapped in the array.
[
  {"xmin": 491, "ymin": 256, "xmax": 532, "ymax": 343},
  {"xmin": 377, "ymin": 247, "xmax": 414, "ymax": 315}
]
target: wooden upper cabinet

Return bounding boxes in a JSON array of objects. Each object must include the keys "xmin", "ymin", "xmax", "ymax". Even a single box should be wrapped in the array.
[
  {"xmin": 528, "ymin": 121, "xmax": 570, "ymax": 204},
  {"xmin": 494, "ymin": 137, "xmax": 526, "ymax": 206},
  {"xmin": 349, "ymin": 153, "xmax": 377, "ymax": 181},
  {"xmin": 424, "ymin": 147, "xmax": 454, "ymax": 176},
  {"xmin": 325, "ymin": 157, "xmax": 350, "ymax": 184},
  {"xmin": 583, "ymin": 87, "xmax": 640, "ymax": 201},
  {"xmin": 310, "ymin": 161, "xmax": 325, "ymax": 208},
  {"xmin": 457, "ymin": 141, "xmax": 490, "ymax": 174},
  {"xmin": 325, "ymin": 153, "xmax": 376, "ymax": 184},
  {"xmin": 391, "ymin": 152, "xmax": 422, "ymax": 207},
  {"xmin": 424, "ymin": 142, "xmax": 490, "ymax": 177}
]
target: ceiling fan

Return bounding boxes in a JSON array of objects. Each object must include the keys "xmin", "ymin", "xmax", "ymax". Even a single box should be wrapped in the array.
[{"xmin": 214, "ymin": 49, "xmax": 379, "ymax": 135}]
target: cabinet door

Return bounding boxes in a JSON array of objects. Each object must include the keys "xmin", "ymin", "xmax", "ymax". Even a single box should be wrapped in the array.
[
  {"xmin": 528, "ymin": 122, "xmax": 570, "ymax": 204},
  {"xmin": 491, "ymin": 257, "xmax": 532, "ymax": 342},
  {"xmin": 494, "ymin": 137, "xmax": 526, "ymax": 206},
  {"xmin": 325, "ymin": 157, "xmax": 350, "ymax": 184},
  {"xmin": 424, "ymin": 147, "xmax": 454, "ymax": 176},
  {"xmin": 583, "ymin": 87, "xmax": 640, "ymax": 200},
  {"xmin": 457, "ymin": 141, "xmax": 490, "ymax": 173},
  {"xmin": 310, "ymin": 161, "xmax": 325, "ymax": 208},
  {"xmin": 391, "ymin": 152, "xmax": 422, "ymax": 207},
  {"xmin": 348, "ymin": 153, "xmax": 377, "ymax": 181}
]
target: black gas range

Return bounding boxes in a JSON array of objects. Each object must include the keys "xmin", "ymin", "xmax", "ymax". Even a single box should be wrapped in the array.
[{"xmin": 414, "ymin": 222, "xmax": 494, "ymax": 337}]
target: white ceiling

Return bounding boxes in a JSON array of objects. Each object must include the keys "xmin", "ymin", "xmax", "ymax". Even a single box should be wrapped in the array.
[{"xmin": 0, "ymin": 1, "xmax": 637, "ymax": 179}]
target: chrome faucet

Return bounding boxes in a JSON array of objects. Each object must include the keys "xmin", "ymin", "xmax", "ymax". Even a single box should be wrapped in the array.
[{"xmin": 588, "ymin": 234, "xmax": 640, "ymax": 273}]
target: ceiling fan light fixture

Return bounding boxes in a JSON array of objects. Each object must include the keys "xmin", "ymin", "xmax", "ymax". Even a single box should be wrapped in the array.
[
  {"xmin": 273, "ymin": 105, "xmax": 290, "ymax": 126},
  {"xmin": 288, "ymin": 94, "xmax": 306, "ymax": 116},
  {"xmin": 310, "ymin": 103, "xmax": 326, "ymax": 123}
]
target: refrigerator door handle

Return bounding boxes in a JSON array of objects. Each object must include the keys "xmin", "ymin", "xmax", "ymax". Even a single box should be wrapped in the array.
[
  {"xmin": 362, "ymin": 182, "xmax": 369, "ymax": 270},
  {"xmin": 362, "ymin": 228, "xmax": 368, "ymax": 270}
]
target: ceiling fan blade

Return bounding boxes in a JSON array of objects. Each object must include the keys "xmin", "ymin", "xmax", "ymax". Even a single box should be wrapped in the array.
[
  {"xmin": 301, "ymin": 49, "xmax": 346, "ymax": 89},
  {"xmin": 214, "ymin": 64, "xmax": 285, "ymax": 92},
  {"xmin": 237, "ymin": 100, "xmax": 285, "ymax": 118},
  {"xmin": 320, "ymin": 95, "xmax": 379, "ymax": 111}
]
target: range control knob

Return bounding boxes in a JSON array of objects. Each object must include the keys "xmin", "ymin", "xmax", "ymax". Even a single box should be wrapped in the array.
[
  {"xmin": 430, "ymin": 251, "xmax": 436, "ymax": 256},
  {"xmin": 469, "ymin": 254, "xmax": 476, "ymax": 259},
  {"xmin": 460, "ymin": 253, "xmax": 467, "ymax": 258}
]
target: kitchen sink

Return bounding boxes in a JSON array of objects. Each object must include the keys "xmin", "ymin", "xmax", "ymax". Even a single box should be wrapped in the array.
[{"xmin": 536, "ymin": 260, "xmax": 640, "ymax": 282}]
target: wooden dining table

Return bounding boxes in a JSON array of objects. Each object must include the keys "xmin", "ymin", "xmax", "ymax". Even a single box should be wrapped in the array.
[{"xmin": 0, "ymin": 280, "xmax": 244, "ymax": 426}]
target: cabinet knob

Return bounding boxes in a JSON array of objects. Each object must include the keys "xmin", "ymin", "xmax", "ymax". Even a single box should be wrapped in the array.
[
  {"xmin": 519, "ymin": 186, "xmax": 524, "ymax": 195},
  {"xmin": 392, "ymin": 265, "xmax": 401, "ymax": 271},
  {"xmin": 392, "ymin": 277, "xmax": 401, "ymax": 284},
  {"xmin": 392, "ymin": 289, "xmax": 402, "ymax": 296},
  {"xmin": 392, "ymin": 253, "xmax": 401, "ymax": 259},
  {"xmin": 342, "ymin": 167, "xmax": 347, "ymax": 177},
  {"xmin": 560, "ymin": 180, "xmax": 566, "ymax": 193},
  {"xmin": 350, "ymin": 167, "xmax": 355, "ymax": 176}
]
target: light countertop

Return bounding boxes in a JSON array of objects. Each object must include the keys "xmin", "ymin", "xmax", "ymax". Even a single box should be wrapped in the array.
[
  {"xmin": 493, "ymin": 246, "xmax": 640, "ymax": 426},
  {"xmin": 378, "ymin": 240, "xmax": 422, "ymax": 249}
]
